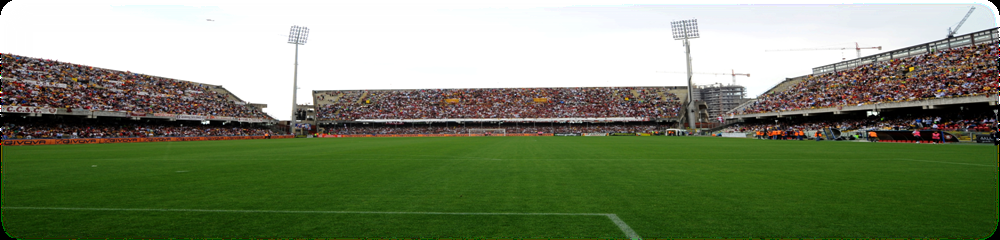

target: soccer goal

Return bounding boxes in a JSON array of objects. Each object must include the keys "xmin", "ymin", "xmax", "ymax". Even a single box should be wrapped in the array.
[{"xmin": 469, "ymin": 128, "xmax": 506, "ymax": 136}]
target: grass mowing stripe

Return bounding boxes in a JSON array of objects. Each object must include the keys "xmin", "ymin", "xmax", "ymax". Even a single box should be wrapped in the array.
[
  {"xmin": 889, "ymin": 158, "xmax": 996, "ymax": 167},
  {"xmin": 5, "ymin": 137, "xmax": 994, "ymax": 238},
  {"xmin": 3, "ymin": 207, "xmax": 640, "ymax": 239},
  {"xmin": 33, "ymin": 157, "xmax": 996, "ymax": 167}
]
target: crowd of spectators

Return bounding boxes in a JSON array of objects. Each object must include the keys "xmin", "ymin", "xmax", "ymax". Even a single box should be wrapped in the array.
[
  {"xmin": 721, "ymin": 114, "xmax": 997, "ymax": 133},
  {"xmin": 317, "ymin": 87, "xmax": 682, "ymax": 120},
  {"xmin": 1, "ymin": 119, "xmax": 274, "ymax": 140},
  {"xmin": 323, "ymin": 123, "xmax": 666, "ymax": 135},
  {"xmin": 1, "ymin": 54, "xmax": 272, "ymax": 119},
  {"xmin": 738, "ymin": 43, "xmax": 997, "ymax": 114}
]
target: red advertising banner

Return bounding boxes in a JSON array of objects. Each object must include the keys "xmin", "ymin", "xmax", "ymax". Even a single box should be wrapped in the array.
[{"xmin": 2, "ymin": 135, "xmax": 293, "ymax": 146}]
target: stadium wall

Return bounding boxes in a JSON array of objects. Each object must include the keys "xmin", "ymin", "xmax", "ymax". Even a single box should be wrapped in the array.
[{"xmin": 2, "ymin": 135, "xmax": 293, "ymax": 147}]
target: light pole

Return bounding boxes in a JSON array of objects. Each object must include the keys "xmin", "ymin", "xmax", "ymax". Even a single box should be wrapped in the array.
[
  {"xmin": 288, "ymin": 25, "xmax": 309, "ymax": 136},
  {"xmin": 671, "ymin": 19, "xmax": 700, "ymax": 130}
]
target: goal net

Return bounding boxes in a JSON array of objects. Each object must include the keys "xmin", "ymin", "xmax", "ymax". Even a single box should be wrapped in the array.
[{"xmin": 469, "ymin": 128, "xmax": 506, "ymax": 136}]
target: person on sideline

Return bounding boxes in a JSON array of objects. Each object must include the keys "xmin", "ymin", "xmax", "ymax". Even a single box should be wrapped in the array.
[
  {"xmin": 868, "ymin": 131, "xmax": 879, "ymax": 142},
  {"xmin": 991, "ymin": 129, "xmax": 999, "ymax": 146},
  {"xmin": 912, "ymin": 129, "xmax": 921, "ymax": 144}
]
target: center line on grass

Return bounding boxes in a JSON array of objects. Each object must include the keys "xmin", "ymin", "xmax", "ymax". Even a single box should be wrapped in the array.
[{"xmin": 3, "ymin": 207, "xmax": 641, "ymax": 239}]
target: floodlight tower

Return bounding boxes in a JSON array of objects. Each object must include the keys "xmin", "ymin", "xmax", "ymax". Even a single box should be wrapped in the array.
[
  {"xmin": 288, "ymin": 25, "xmax": 309, "ymax": 136},
  {"xmin": 671, "ymin": 19, "xmax": 700, "ymax": 130}
]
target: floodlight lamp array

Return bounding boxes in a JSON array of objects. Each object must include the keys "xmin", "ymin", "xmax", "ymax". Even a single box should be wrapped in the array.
[
  {"xmin": 288, "ymin": 25, "xmax": 310, "ymax": 45},
  {"xmin": 671, "ymin": 19, "xmax": 700, "ymax": 40}
]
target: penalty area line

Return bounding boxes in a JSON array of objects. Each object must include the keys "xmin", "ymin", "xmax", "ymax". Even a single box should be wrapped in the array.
[{"xmin": 3, "ymin": 207, "xmax": 641, "ymax": 239}]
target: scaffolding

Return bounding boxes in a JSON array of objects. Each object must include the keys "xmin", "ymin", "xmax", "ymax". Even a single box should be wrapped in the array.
[{"xmin": 697, "ymin": 84, "xmax": 747, "ymax": 120}]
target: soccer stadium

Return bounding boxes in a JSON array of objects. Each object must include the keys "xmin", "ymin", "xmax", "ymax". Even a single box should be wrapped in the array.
[{"xmin": 3, "ymin": 2, "xmax": 999, "ymax": 239}]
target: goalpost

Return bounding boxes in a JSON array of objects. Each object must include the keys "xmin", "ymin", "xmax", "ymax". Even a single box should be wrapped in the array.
[{"xmin": 469, "ymin": 128, "xmax": 506, "ymax": 136}]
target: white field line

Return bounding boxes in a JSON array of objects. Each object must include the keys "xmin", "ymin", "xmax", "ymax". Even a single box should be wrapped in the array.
[
  {"xmin": 2, "ymin": 207, "xmax": 641, "ymax": 239},
  {"xmin": 606, "ymin": 213, "xmax": 642, "ymax": 240}
]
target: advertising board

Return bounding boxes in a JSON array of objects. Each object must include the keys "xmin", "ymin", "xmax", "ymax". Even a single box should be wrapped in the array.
[
  {"xmin": 66, "ymin": 109, "xmax": 93, "ymax": 116},
  {"xmin": 975, "ymin": 134, "xmax": 993, "ymax": 143},
  {"xmin": 2, "ymin": 135, "xmax": 293, "ymax": 146},
  {"xmin": 177, "ymin": 115, "xmax": 206, "ymax": 121},
  {"xmin": 609, "ymin": 133, "xmax": 637, "ymax": 136},
  {"xmin": 92, "ymin": 111, "xmax": 129, "ymax": 117},
  {"xmin": 554, "ymin": 133, "xmax": 582, "ymax": 136},
  {"xmin": 1, "ymin": 106, "xmax": 58, "ymax": 114}
]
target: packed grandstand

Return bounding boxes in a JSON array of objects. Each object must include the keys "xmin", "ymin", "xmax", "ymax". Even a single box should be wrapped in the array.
[
  {"xmin": 2, "ymin": 54, "xmax": 277, "ymax": 140},
  {"xmin": 2, "ymin": 54, "xmax": 271, "ymax": 119},
  {"xmin": 315, "ymin": 87, "xmax": 684, "ymax": 120},
  {"xmin": 3, "ymin": 28, "xmax": 998, "ymax": 142},
  {"xmin": 312, "ymin": 86, "xmax": 686, "ymax": 136},
  {"xmin": 310, "ymin": 28, "xmax": 997, "ymax": 137},
  {"xmin": 737, "ymin": 43, "xmax": 996, "ymax": 115},
  {"xmin": 720, "ymin": 29, "xmax": 998, "ymax": 142}
]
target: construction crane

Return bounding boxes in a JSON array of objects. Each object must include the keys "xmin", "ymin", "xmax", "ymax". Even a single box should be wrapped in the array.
[
  {"xmin": 947, "ymin": 6, "xmax": 976, "ymax": 38},
  {"xmin": 655, "ymin": 69, "xmax": 749, "ymax": 85},
  {"xmin": 766, "ymin": 42, "xmax": 882, "ymax": 60}
]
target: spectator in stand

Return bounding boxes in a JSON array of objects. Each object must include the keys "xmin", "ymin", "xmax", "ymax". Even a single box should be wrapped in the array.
[
  {"xmin": 323, "ymin": 123, "xmax": 665, "ymax": 135},
  {"xmin": 315, "ymin": 87, "xmax": 682, "ymax": 121},
  {"xmin": 1, "ymin": 54, "xmax": 273, "ymax": 119},
  {"xmin": 736, "ymin": 43, "xmax": 996, "ymax": 115},
  {"xmin": 722, "ymin": 114, "xmax": 997, "ymax": 135},
  {"xmin": 2, "ymin": 118, "xmax": 274, "ymax": 139}
]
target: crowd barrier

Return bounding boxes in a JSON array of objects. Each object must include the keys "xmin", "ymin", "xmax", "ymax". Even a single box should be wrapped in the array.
[
  {"xmin": 2, "ymin": 135, "xmax": 293, "ymax": 146},
  {"xmin": 322, "ymin": 133, "xmax": 554, "ymax": 138},
  {"xmin": 872, "ymin": 131, "xmax": 960, "ymax": 143},
  {"xmin": 721, "ymin": 133, "xmax": 749, "ymax": 138}
]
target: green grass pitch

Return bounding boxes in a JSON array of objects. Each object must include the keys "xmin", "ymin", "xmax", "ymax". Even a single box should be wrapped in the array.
[{"xmin": 2, "ymin": 136, "xmax": 997, "ymax": 239}]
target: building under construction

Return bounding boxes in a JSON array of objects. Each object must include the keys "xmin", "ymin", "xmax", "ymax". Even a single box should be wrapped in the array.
[{"xmin": 695, "ymin": 84, "xmax": 749, "ymax": 120}]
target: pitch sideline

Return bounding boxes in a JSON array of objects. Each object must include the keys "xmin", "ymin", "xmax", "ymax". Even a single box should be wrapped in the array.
[{"xmin": 3, "ymin": 206, "xmax": 642, "ymax": 239}]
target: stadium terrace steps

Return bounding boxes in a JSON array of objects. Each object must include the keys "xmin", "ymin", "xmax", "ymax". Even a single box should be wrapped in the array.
[
  {"xmin": 725, "ymin": 76, "xmax": 806, "ymax": 114},
  {"xmin": 209, "ymin": 87, "xmax": 244, "ymax": 103},
  {"xmin": 667, "ymin": 88, "xmax": 688, "ymax": 104},
  {"xmin": 728, "ymin": 98, "xmax": 757, "ymax": 114},
  {"xmin": 765, "ymin": 76, "xmax": 806, "ymax": 94},
  {"xmin": 334, "ymin": 93, "xmax": 343, "ymax": 103},
  {"xmin": 356, "ymin": 91, "xmax": 368, "ymax": 104}
]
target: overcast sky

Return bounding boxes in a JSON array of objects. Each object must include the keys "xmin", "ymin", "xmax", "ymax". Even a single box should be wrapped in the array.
[{"xmin": 2, "ymin": 0, "xmax": 997, "ymax": 120}]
